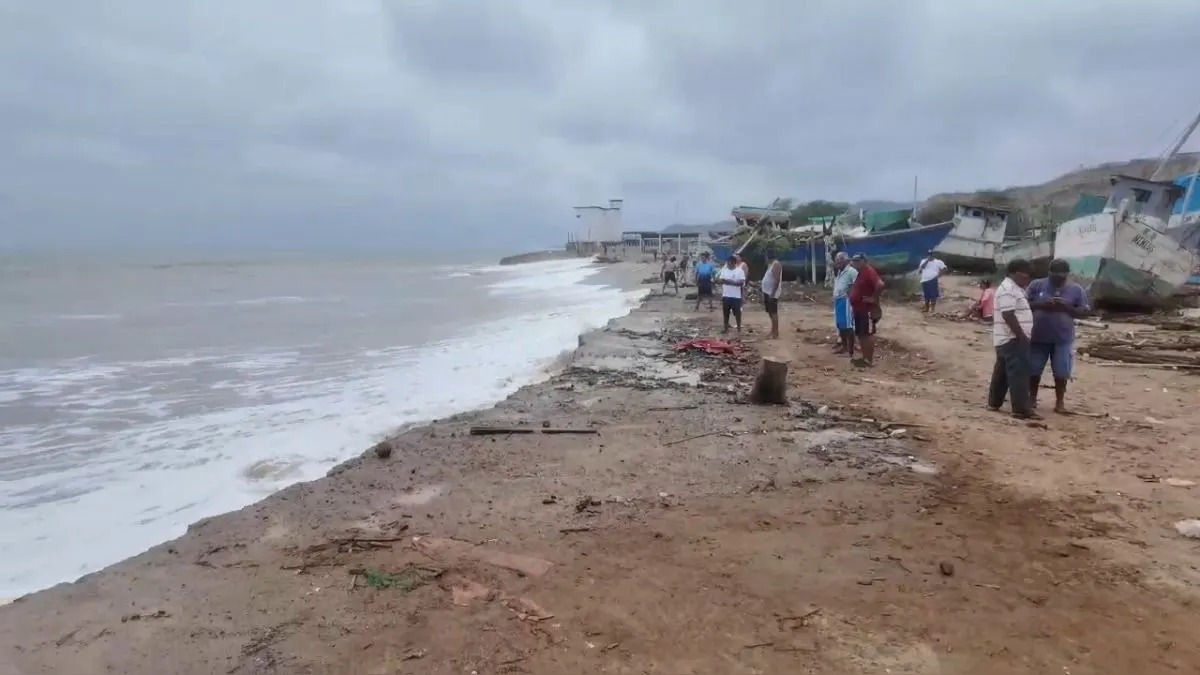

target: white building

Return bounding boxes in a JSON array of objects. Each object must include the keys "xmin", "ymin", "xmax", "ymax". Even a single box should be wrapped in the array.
[{"xmin": 571, "ymin": 199, "xmax": 624, "ymax": 244}]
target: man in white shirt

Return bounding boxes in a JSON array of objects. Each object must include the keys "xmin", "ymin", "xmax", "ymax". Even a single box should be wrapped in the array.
[
  {"xmin": 988, "ymin": 258, "xmax": 1039, "ymax": 419},
  {"xmin": 917, "ymin": 250, "xmax": 948, "ymax": 313},
  {"xmin": 760, "ymin": 252, "xmax": 783, "ymax": 339},
  {"xmin": 716, "ymin": 257, "xmax": 746, "ymax": 334}
]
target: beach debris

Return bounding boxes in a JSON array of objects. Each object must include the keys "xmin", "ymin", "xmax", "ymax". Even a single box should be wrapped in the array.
[
  {"xmin": 1164, "ymin": 478, "xmax": 1197, "ymax": 488},
  {"xmin": 542, "ymin": 494, "xmax": 559, "ymax": 505},
  {"xmin": 120, "ymin": 609, "xmax": 170, "ymax": 623},
  {"xmin": 574, "ymin": 495, "xmax": 601, "ymax": 512},
  {"xmin": 749, "ymin": 357, "xmax": 789, "ymax": 405},
  {"xmin": 401, "ymin": 649, "xmax": 427, "ymax": 661},
  {"xmin": 889, "ymin": 428, "xmax": 908, "ymax": 438},
  {"xmin": 469, "ymin": 425, "xmax": 597, "ymax": 436},
  {"xmin": 674, "ymin": 338, "xmax": 741, "ymax": 355},
  {"xmin": 411, "ymin": 536, "xmax": 554, "ymax": 577},
  {"xmin": 470, "ymin": 426, "xmax": 535, "ymax": 436},
  {"xmin": 559, "ymin": 527, "xmax": 593, "ymax": 534},
  {"xmin": 371, "ymin": 440, "xmax": 394, "ymax": 460},
  {"xmin": 282, "ymin": 528, "xmax": 410, "ymax": 572},
  {"xmin": 664, "ymin": 429, "xmax": 737, "ymax": 446},
  {"xmin": 1174, "ymin": 520, "xmax": 1200, "ymax": 539},
  {"xmin": 939, "ymin": 561, "xmax": 956, "ymax": 577},
  {"xmin": 351, "ymin": 565, "xmax": 443, "ymax": 592}
]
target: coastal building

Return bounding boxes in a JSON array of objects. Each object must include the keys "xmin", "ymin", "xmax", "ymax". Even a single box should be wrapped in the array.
[{"xmin": 570, "ymin": 199, "xmax": 624, "ymax": 246}]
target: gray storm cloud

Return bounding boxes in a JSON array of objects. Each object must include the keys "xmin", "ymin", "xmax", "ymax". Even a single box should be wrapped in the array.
[{"xmin": 2, "ymin": 0, "xmax": 1198, "ymax": 252}]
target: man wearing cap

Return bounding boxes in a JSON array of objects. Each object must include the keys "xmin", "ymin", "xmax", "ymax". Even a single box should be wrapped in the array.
[
  {"xmin": 848, "ymin": 253, "xmax": 884, "ymax": 366},
  {"xmin": 917, "ymin": 250, "xmax": 947, "ymax": 313},
  {"xmin": 1025, "ymin": 258, "xmax": 1090, "ymax": 413}
]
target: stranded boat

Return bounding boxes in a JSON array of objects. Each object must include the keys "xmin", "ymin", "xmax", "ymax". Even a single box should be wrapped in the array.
[
  {"xmin": 933, "ymin": 204, "xmax": 1010, "ymax": 273},
  {"xmin": 1054, "ymin": 174, "xmax": 1196, "ymax": 307}
]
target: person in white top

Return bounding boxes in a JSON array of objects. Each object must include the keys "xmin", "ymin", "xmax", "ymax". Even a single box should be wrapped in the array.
[
  {"xmin": 917, "ymin": 250, "xmax": 948, "ymax": 314},
  {"xmin": 716, "ymin": 257, "xmax": 746, "ymax": 334},
  {"xmin": 988, "ymin": 258, "xmax": 1039, "ymax": 419},
  {"xmin": 760, "ymin": 252, "xmax": 783, "ymax": 339}
]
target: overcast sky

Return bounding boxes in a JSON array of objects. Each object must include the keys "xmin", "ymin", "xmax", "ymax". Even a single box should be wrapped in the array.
[{"xmin": 3, "ymin": 0, "xmax": 1200, "ymax": 253}]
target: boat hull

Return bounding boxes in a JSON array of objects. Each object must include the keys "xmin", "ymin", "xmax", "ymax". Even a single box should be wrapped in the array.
[
  {"xmin": 1054, "ymin": 213, "xmax": 1194, "ymax": 307},
  {"xmin": 712, "ymin": 222, "xmax": 955, "ymax": 278},
  {"xmin": 996, "ymin": 236, "xmax": 1055, "ymax": 278},
  {"xmin": 934, "ymin": 213, "xmax": 1007, "ymax": 273}
]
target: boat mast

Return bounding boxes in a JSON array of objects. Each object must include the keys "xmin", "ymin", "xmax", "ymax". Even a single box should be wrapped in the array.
[{"xmin": 1151, "ymin": 107, "xmax": 1200, "ymax": 180}]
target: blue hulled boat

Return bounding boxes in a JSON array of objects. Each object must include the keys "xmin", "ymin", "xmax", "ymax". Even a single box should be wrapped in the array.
[{"xmin": 711, "ymin": 221, "xmax": 955, "ymax": 277}]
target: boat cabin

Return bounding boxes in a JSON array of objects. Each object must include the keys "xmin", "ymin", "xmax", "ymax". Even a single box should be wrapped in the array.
[
  {"xmin": 1105, "ymin": 175, "xmax": 1185, "ymax": 222},
  {"xmin": 953, "ymin": 204, "xmax": 1010, "ymax": 243},
  {"xmin": 731, "ymin": 206, "xmax": 791, "ymax": 228}
]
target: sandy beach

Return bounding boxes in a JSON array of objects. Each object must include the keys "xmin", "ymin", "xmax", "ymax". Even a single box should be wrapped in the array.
[{"xmin": 2, "ymin": 271, "xmax": 1199, "ymax": 674}]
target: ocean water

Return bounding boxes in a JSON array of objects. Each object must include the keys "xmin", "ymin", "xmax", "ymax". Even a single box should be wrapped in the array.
[{"xmin": 0, "ymin": 255, "xmax": 647, "ymax": 597}]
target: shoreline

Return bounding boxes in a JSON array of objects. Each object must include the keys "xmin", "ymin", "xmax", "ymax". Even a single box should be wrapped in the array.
[
  {"xmin": 5, "ymin": 274, "xmax": 1199, "ymax": 674},
  {"xmin": 0, "ymin": 258, "xmax": 655, "ymax": 601}
]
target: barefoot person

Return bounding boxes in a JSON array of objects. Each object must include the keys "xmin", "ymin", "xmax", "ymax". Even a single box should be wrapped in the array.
[
  {"xmin": 661, "ymin": 256, "xmax": 679, "ymax": 295},
  {"xmin": 693, "ymin": 252, "xmax": 717, "ymax": 311},
  {"xmin": 761, "ymin": 252, "xmax": 783, "ymax": 338},
  {"xmin": 717, "ymin": 256, "xmax": 745, "ymax": 334},
  {"xmin": 1027, "ymin": 258, "xmax": 1090, "ymax": 413},
  {"xmin": 831, "ymin": 252, "xmax": 857, "ymax": 356},
  {"xmin": 848, "ymin": 253, "xmax": 884, "ymax": 367},
  {"xmin": 917, "ymin": 250, "xmax": 947, "ymax": 313},
  {"xmin": 987, "ymin": 259, "xmax": 1039, "ymax": 419}
]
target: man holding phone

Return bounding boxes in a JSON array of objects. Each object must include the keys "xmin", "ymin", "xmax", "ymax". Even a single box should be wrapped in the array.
[{"xmin": 1026, "ymin": 258, "xmax": 1090, "ymax": 413}]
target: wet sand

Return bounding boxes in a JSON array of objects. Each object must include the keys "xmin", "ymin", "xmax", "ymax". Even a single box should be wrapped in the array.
[{"xmin": 2, "ymin": 274, "xmax": 1200, "ymax": 674}]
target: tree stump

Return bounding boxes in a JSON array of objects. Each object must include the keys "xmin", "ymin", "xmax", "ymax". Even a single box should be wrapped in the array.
[{"xmin": 749, "ymin": 357, "xmax": 789, "ymax": 405}]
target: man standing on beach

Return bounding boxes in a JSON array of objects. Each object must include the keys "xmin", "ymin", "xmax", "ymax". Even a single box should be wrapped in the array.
[
  {"xmin": 832, "ymin": 252, "xmax": 857, "ymax": 356},
  {"xmin": 987, "ymin": 259, "xmax": 1039, "ymax": 419},
  {"xmin": 917, "ymin": 250, "xmax": 947, "ymax": 313},
  {"xmin": 1027, "ymin": 259, "xmax": 1089, "ymax": 413},
  {"xmin": 717, "ymin": 256, "xmax": 746, "ymax": 333},
  {"xmin": 848, "ymin": 253, "xmax": 884, "ymax": 367},
  {"xmin": 761, "ymin": 251, "xmax": 783, "ymax": 339},
  {"xmin": 661, "ymin": 256, "xmax": 679, "ymax": 295},
  {"xmin": 694, "ymin": 252, "xmax": 716, "ymax": 312}
]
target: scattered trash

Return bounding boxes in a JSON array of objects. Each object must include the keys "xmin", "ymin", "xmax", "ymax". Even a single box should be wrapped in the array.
[
  {"xmin": 352, "ymin": 565, "xmax": 442, "ymax": 591},
  {"xmin": 120, "ymin": 610, "xmax": 169, "ymax": 623},
  {"xmin": 412, "ymin": 536, "xmax": 554, "ymax": 577},
  {"xmin": 402, "ymin": 649, "xmax": 427, "ymax": 661},
  {"xmin": 889, "ymin": 428, "xmax": 908, "ymax": 438},
  {"xmin": 1165, "ymin": 478, "xmax": 1197, "ymax": 488},
  {"xmin": 674, "ymin": 338, "xmax": 741, "ymax": 355},
  {"xmin": 1145, "ymin": 416, "xmax": 1164, "ymax": 425},
  {"xmin": 939, "ymin": 561, "xmax": 956, "ymax": 577},
  {"xmin": 575, "ymin": 496, "xmax": 600, "ymax": 512}
]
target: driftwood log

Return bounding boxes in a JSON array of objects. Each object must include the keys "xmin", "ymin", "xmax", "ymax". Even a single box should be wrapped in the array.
[{"xmin": 749, "ymin": 357, "xmax": 789, "ymax": 405}]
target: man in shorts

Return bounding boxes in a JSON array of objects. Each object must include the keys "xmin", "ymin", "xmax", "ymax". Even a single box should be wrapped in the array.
[
  {"xmin": 1026, "ymin": 258, "xmax": 1090, "ymax": 413},
  {"xmin": 831, "ymin": 252, "xmax": 857, "ymax": 356},
  {"xmin": 848, "ymin": 253, "xmax": 884, "ymax": 367},
  {"xmin": 760, "ymin": 251, "xmax": 783, "ymax": 338},
  {"xmin": 661, "ymin": 256, "xmax": 679, "ymax": 295},
  {"xmin": 693, "ymin": 252, "xmax": 716, "ymax": 311},
  {"xmin": 917, "ymin": 250, "xmax": 947, "ymax": 313}
]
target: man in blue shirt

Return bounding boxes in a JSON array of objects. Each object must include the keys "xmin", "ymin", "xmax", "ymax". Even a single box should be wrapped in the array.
[
  {"xmin": 831, "ymin": 252, "xmax": 858, "ymax": 356},
  {"xmin": 1026, "ymin": 258, "xmax": 1090, "ymax": 413},
  {"xmin": 693, "ymin": 252, "xmax": 717, "ymax": 312}
]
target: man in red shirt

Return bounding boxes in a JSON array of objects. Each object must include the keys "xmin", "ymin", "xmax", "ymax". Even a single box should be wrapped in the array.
[{"xmin": 847, "ymin": 253, "xmax": 884, "ymax": 367}]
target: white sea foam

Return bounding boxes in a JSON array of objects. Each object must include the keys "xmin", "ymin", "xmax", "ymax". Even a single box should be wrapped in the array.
[{"xmin": 0, "ymin": 258, "xmax": 647, "ymax": 597}]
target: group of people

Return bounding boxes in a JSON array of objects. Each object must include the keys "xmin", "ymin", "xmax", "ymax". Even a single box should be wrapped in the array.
[
  {"xmin": 672, "ymin": 246, "xmax": 1088, "ymax": 417},
  {"xmin": 831, "ymin": 252, "xmax": 885, "ymax": 367},
  {"xmin": 988, "ymin": 258, "xmax": 1089, "ymax": 418},
  {"xmin": 684, "ymin": 251, "xmax": 783, "ymax": 339}
]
